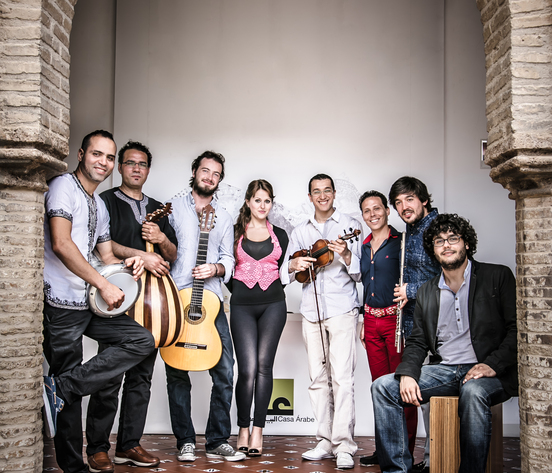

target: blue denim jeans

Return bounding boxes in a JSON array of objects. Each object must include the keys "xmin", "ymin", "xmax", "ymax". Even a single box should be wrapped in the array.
[
  {"xmin": 165, "ymin": 303, "xmax": 234, "ymax": 451},
  {"xmin": 371, "ymin": 364, "xmax": 510, "ymax": 473}
]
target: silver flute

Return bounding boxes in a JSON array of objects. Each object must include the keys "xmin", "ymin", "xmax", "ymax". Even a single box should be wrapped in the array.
[{"xmin": 395, "ymin": 231, "xmax": 406, "ymax": 353}]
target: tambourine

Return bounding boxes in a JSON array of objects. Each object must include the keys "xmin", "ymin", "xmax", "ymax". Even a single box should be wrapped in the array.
[{"xmin": 87, "ymin": 262, "xmax": 142, "ymax": 318}]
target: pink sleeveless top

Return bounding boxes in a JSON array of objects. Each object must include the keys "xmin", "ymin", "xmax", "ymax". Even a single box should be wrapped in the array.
[{"xmin": 233, "ymin": 222, "xmax": 282, "ymax": 291}]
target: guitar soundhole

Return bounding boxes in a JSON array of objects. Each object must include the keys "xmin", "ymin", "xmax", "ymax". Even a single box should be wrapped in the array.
[{"xmin": 185, "ymin": 305, "xmax": 205, "ymax": 325}]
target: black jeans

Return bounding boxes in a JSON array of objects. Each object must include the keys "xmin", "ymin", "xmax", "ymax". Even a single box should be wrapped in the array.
[
  {"xmin": 43, "ymin": 303, "xmax": 155, "ymax": 473},
  {"xmin": 85, "ymin": 347, "xmax": 158, "ymax": 454}
]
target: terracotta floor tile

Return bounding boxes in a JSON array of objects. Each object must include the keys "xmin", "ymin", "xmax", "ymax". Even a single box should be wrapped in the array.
[{"xmin": 43, "ymin": 435, "xmax": 520, "ymax": 472}]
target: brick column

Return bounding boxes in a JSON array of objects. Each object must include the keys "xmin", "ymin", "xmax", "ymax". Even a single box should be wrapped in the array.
[
  {"xmin": 478, "ymin": 0, "xmax": 552, "ymax": 471},
  {"xmin": 0, "ymin": 1, "xmax": 74, "ymax": 471}
]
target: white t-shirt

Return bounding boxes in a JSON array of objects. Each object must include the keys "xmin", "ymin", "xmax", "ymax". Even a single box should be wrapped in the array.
[{"xmin": 43, "ymin": 173, "xmax": 111, "ymax": 309}]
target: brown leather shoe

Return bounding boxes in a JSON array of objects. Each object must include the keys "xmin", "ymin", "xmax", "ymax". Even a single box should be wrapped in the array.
[
  {"xmin": 114, "ymin": 446, "xmax": 160, "ymax": 467},
  {"xmin": 87, "ymin": 452, "xmax": 114, "ymax": 473}
]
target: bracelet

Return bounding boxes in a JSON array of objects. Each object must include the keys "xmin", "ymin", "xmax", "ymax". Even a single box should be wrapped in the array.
[{"xmin": 213, "ymin": 264, "xmax": 218, "ymax": 277}]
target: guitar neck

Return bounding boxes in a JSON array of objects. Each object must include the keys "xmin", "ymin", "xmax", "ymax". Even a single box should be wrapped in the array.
[{"xmin": 190, "ymin": 230, "xmax": 210, "ymax": 311}]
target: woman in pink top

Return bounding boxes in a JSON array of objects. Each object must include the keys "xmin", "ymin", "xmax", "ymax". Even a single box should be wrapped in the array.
[{"xmin": 229, "ymin": 180, "xmax": 288, "ymax": 457}]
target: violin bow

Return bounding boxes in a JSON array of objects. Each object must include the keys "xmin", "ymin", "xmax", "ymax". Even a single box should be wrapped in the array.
[{"xmin": 309, "ymin": 256, "xmax": 327, "ymax": 366}]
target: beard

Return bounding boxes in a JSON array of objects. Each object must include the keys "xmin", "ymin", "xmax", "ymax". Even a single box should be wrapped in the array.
[
  {"xmin": 437, "ymin": 246, "xmax": 468, "ymax": 271},
  {"xmin": 192, "ymin": 176, "xmax": 218, "ymax": 198}
]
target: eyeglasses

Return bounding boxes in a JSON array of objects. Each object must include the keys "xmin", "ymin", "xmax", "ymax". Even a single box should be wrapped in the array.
[
  {"xmin": 433, "ymin": 235, "xmax": 462, "ymax": 247},
  {"xmin": 122, "ymin": 160, "xmax": 148, "ymax": 169},
  {"xmin": 311, "ymin": 188, "xmax": 334, "ymax": 197}
]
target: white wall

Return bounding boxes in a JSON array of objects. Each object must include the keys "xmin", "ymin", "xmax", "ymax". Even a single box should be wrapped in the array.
[{"xmin": 67, "ymin": 0, "xmax": 518, "ymax": 437}]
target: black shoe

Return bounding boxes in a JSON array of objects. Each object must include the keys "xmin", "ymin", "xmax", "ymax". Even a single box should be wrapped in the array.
[
  {"xmin": 359, "ymin": 451, "xmax": 378, "ymax": 466},
  {"xmin": 412, "ymin": 460, "xmax": 429, "ymax": 473}
]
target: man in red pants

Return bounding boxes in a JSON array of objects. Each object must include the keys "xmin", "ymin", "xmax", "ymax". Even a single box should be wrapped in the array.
[{"xmin": 357, "ymin": 190, "xmax": 417, "ymax": 466}]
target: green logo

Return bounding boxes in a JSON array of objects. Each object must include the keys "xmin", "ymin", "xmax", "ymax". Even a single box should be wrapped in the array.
[{"xmin": 267, "ymin": 379, "xmax": 293, "ymax": 416}]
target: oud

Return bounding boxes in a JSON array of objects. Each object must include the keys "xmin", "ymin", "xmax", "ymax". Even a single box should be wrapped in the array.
[
  {"xmin": 127, "ymin": 203, "xmax": 185, "ymax": 348},
  {"xmin": 160, "ymin": 204, "xmax": 222, "ymax": 372}
]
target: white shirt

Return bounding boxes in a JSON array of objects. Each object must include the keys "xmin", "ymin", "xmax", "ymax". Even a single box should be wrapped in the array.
[
  {"xmin": 280, "ymin": 209, "xmax": 363, "ymax": 322},
  {"xmin": 43, "ymin": 173, "xmax": 111, "ymax": 309}
]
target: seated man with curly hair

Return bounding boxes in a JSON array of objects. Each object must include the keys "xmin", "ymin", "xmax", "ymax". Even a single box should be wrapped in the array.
[{"xmin": 371, "ymin": 213, "xmax": 518, "ymax": 473}]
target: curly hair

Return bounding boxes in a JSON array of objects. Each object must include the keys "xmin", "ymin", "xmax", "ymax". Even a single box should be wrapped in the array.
[
  {"xmin": 234, "ymin": 179, "xmax": 275, "ymax": 256},
  {"xmin": 423, "ymin": 213, "xmax": 478, "ymax": 261}
]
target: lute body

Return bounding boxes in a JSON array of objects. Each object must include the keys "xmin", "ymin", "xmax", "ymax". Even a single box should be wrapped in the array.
[{"xmin": 127, "ymin": 203, "xmax": 185, "ymax": 348}]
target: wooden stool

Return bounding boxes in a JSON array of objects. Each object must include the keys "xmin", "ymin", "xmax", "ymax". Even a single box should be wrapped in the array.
[{"xmin": 429, "ymin": 396, "xmax": 503, "ymax": 473}]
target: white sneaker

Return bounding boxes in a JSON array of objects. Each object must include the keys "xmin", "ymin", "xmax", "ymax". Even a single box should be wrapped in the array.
[
  {"xmin": 177, "ymin": 443, "xmax": 197, "ymax": 462},
  {"xmin": 336, "ymin": 452, "xmax": 354, "ymax": 469},
  {"xmin": 206, "ymin": 443, "xmax": 246, "ymax": 461},
  {"xmin": 302, "ymin": 446, "xmax": 334, "ymax": 461}
]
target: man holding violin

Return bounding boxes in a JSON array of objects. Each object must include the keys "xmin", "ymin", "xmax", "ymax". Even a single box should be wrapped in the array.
[{"xmin": 280, "ymin": 173, "xmax": 363, "ymax": 470}]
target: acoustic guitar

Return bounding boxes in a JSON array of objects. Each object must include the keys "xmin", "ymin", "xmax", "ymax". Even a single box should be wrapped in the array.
[
  {"xmin": 127, "ymin": 203, "xmax": 185, "ymax": 348},
  {"xmin": 160, "ymin": 204, "xmax": 222, "ymax": 371}
]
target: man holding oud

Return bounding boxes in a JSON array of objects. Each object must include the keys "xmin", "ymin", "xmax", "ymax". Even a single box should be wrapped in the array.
[
  {"xmin": 281, "ymin": 174, "xmax": 363, "ymax": 470},
  {"xmin": 85, "ymin": 140, "xmax": 178, "ymax": 471},
  {"xmin": 388, "ymin": 176, "xmax": 441, "ymax": 473},
  {"xmin": 42, "ymin": 130, "xmax": 155, "ymax": 473},
  {"xmin": 164, "ymin": 151, "xmax": 245, "ymax": 462},
  {"xmin": 357, "ymin": 191, "xmax": 417, "ymax": 467},
  {"xmin": 371, "ymin": 214, "xmax": 517, "ymax": 473}
]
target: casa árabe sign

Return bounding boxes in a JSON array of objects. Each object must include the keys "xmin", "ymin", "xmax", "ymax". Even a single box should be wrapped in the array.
[{"xmin": 265, "ymin": 379, "xmax": 315, "ymax": 424}]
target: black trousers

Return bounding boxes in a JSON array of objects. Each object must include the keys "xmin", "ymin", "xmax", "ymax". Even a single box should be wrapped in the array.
[
  {"xmin": 85, "ymin": 347, "xmax": 158, "ymax": 454},
  {"xmin": 230, "ymin": 300, "xmax": 287, "ymax": 428},
  {"xmin": 43, "ymin": 303, "xmax": 155, "ymax": 473}
]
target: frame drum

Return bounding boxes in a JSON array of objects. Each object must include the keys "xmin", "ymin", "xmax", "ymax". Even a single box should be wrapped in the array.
[{"xmin": 87, "ymin": 263, "xmax": 142, "ymax": 317}]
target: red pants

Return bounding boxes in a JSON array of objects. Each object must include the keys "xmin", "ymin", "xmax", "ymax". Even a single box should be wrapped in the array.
[{"xmin": 364, "ymin": 312, "xmax": 417, "ymax": 455}]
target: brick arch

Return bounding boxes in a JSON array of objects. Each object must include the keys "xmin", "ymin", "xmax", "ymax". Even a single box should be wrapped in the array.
[
  {"xmin": 0, "ymin": 1, "xmax": 550, "ymax": 471},
  {"xmin": 0, "ymin": 1, "xmax": 75, "ymax": 472},
  {"xmin": 477, "ymin": 1, "xmax": 552, "ymax": 471}
]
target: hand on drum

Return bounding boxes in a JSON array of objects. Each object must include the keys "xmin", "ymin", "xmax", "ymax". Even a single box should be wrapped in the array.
[
  {"xmin": 124, "ymin": 256, "xmax": 145, "ymax": 280},
  {"xmin": 143, "ymin": 252, "xmax": 170, "ymax": 277},
  {"xmin": 98, "ymin": 281, "xmax": 126, "ymax": 312}
]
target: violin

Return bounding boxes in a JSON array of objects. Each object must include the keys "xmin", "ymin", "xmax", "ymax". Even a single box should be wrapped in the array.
[{"xmin": 291, "ymin": 229, "xmax": 361, "ymax": 283}]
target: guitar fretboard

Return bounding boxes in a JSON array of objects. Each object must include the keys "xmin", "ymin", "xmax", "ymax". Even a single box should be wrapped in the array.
[{"xmin": 189, "ymin": 230, "xmax": 210, "ymax": 318}]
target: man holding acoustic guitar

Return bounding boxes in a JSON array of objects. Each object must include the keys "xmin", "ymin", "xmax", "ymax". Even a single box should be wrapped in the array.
[
  {"xmin": 85, "ymin": 140, "xmax": 178, "ymax": 472},
  {"xmin": 162, "ymin": 151, "xmax": 245, "ymax": 462},
  {"xmin": 280, "ymin": 173, "xmax": 363, "ymax": 470},
  {"xmin": 42, "ymin": 130, "xmax": 155, "ymax": 473}
]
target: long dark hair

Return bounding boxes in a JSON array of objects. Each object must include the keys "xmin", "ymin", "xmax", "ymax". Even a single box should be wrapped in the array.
[{"xmin": 234, "ymin": 179, "xmax": 275, "ymax": 255}]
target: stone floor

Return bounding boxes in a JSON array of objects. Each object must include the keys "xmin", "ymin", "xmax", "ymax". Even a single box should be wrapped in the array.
[{"xmin": 43, "ymin": 434, "xmax": 521, "ymax": 472}]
